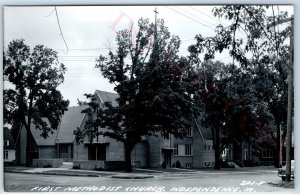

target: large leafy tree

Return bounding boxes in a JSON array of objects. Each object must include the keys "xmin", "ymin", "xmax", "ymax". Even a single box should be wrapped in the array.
[
  {"xmin": 189, "ymin": 5, "xmax": 291, "ymax": 168},
  {"xmin": 3, "ymin": 39, "xmax": 69, "ymax": 166},
  {"xmin": 212, "ymin": 5, "xmax": 292, "ymax": 167},
  {"xmin": 74, "ymin": 18, "xmax": 200, "ymax": 172},
  {"xmin": 193, "ymin": 60, "xmax": 273, "ymax": 169}
]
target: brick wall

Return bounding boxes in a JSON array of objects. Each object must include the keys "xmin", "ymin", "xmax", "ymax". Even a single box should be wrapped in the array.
[
  {"xmin": 32, "ymin": 159, "xmax": 63, "ymax": 168},
  {"xmin": 131, "ymin": 142, "xmax": 147, "ymax": 168},
  {"xmin": 174, "ymin": 156, "xmax": 193, "ymax": 168},
  {"xmin": 147, "ymin": 134, "xmax": 163, "ymax": 168},
  {"xmin": 73, "ymin": 141, "xmax": 89, "ymax": 160},
  {"xmin": 39, "ymin": 146, "xmax": 56, "ymax": 159},
  {"xmin": 106, "ymin": 140, "xmax": 124, "ymax": 161},
  {"xmin": 193, "ymin": 140, "xmax": 215, "ymax": 168}
]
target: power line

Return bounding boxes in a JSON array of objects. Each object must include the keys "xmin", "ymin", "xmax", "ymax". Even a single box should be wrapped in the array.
[
  {"xmin": 166, "ymin": 6, "xmax": 215, "ymax": 30},
  {"xmin": 176, "ymin": 7, "xmax": 216, "ymax": 26},
  {"xmin": 44, "ymin": 9, "xmax": 56, "ymax": 17},
  {"xmin": 56, "ymin": 47, "xmax": 117, "ymax": 51},
  {"xmin": 54, "ymin": 6, "xmax": 69, "ymax": 53},
  {"xmin": 189, "ymin": 6, "xmax": 220, "ymax": 23}
]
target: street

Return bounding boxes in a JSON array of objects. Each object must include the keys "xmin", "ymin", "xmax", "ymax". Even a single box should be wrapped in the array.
[{"xmin": 4, "ymin": 167, "xmax": 294, "ymax": 192}]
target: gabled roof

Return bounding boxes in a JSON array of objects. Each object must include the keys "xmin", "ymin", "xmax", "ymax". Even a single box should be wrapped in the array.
[
  {"xmin": 29, "ymin": 106, "xmax": 87, "ymax": 146},
  {"xmin": 95, "ymin": 90, "xmax": 118, "ymax": 107},
  {"xmin": 57, "ymin": 106, "xmax": 87, "ymax": 144},
  {"xmin": 4, "ymin": 127, "xmax": 16, "ymax": 149},
  {"xmin": 30, "ymin": 119, "xmax": 58, "ymax": 146}
]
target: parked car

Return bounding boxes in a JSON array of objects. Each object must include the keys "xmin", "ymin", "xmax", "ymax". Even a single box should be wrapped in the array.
[{"xmin": 278, "ymin": 160, "xmax": 295, "ymax": 181}]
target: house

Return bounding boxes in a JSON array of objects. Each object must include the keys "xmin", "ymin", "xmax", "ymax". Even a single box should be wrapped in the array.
[
  {"xmin": 4, "ymin": 127, "xmax": 16, "ymax": 164},
  {"xmin": 16, "ymin": 90, "xmax": 215, "ymax": 169},
  {"xmin": 16, "ymin": 106, "xmax": 87, "ymax": 165}
]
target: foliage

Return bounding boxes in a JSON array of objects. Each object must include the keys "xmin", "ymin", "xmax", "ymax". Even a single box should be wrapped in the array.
[
  {"xmin": 3, "ymin": 39, "xmax": 69, "ymax": 166},
  {"xmin": 187, "ymin": 5, "xmax": 291, "ymax": 168},
  {"xmin": 212, "ymin": 5, "xmax": 292, "ymax": 167},
  {"xmin": 74, "ymin": 18, "xmax": 200, "ymax": 171}
]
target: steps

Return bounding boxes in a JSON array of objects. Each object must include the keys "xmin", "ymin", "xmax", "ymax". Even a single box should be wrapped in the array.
[{"xmin": 60, "ymin": 162, "xmax": 73, "ymax": 169}]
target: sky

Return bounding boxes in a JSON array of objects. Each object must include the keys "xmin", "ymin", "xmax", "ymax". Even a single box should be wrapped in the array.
[{"xmin": 3, "ymin": 5, "xmax": 294, "ymax": 106}]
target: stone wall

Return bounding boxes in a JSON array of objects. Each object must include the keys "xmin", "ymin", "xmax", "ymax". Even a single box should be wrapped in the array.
[
  {"xmin": 32, "ymin": 159, "xmax": 63, "ymax": 168},
  {"xmin": 73, "ymin": 160, "xmax": 105, "ymax": 170},
  {"xmin": 73, "ymin": 160, "xmax": 125, "ymax": 170}
]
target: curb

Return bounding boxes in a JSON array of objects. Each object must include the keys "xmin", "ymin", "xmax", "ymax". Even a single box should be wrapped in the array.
[
  {"xmin": 111, "ymin": 175, "xmax": 154, "ymax": 179},
  {"xmin": 6, "ymin": 170, "xmax": 154, "ymax": 178},
  {"xmin": 5, "ymin": 170, "xmax": 101, "ymax": 177}
]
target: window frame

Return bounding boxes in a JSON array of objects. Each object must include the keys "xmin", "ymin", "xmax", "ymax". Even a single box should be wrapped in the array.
[
  {"xmin": 59, "ymin": 144, "xmax": 68, "ymax": 154},
  {"xmin": 174, "ymin": 144, "xmax": 192, "ymax": 156},
  {"xmin": 4, "ymin": 150, "xmax": 9, "ymax": 160},
  {"xmin": 4, "ymin": 140, "xmax": 9, "ymax": 146}
]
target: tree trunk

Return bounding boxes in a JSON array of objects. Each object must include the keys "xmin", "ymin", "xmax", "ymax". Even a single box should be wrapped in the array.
[
  {"xmin": 274, "ymin": 122, "xmax": 281, "ymax": 168},
  {"xmin": 214, "ymin": 127, "xmax": 221, "ymax": 170},
  {"xmin": 124, "ymin": 141, "xmax": 135, "ymax": 172}
]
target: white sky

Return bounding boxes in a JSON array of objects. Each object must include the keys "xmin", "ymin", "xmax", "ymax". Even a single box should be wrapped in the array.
[{"xmin": 3, "ymin": 5, "xmax": 294, "ymax": 106}]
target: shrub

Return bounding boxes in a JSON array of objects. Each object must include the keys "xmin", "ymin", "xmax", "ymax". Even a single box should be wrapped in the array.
[
  {"xmin": 95, "ymin": 166, "xmax": 103, "ymax": 171},
  {"xmin": 234, "ymin": 160, "xmax": 244, "ymax": 167},
  {"xmin": 73, "ymin": 165, "xmax": 81, "ymax": 169},
  {"xmin": 221, "ymin": 160, "xmax": 235, "ymax": 168},
  {"xmin": 43, "ymin": 164, "xmax": 52, "ymax": 168},
  {"xmin": 175, "ymin": 160, "xmax": 181, "ymax": 168}
]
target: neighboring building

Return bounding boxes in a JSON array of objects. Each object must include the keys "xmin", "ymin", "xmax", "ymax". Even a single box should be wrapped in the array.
[
  {"xmin": 16, "ymin": 90, "xmax": 215, "ymax": 169},
  {"xmin": 158, "ymin": 117, "xmax": 215, "ymax": 169},
  {"xmin": 4, "ymin": 128, "xmax": 16, "ymax": 164},
  {"xmin": 16, "ymin": 106, "xmax": 87, "ymax": 165}
]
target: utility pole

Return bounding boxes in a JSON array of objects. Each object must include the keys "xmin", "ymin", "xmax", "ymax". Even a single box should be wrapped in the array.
[
  {"xmin": 153, "ymin": 7, "xmax": 159, "ymax": 62},
  {"xmin": 279, "ymin": 124, "xmax": 282, "ymax": 167},
  {"xmin": 285, "ymin": 15, "xmax": 293, "ymax": 182},
  {"xmin": 268, "ymin": 15, "xmax": 293, "ymax": 182}
]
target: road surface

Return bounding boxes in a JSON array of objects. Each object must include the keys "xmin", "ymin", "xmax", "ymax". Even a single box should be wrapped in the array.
[{"xmin": 4, "ymin": 167, "xmax": 294, "ymax": 192}]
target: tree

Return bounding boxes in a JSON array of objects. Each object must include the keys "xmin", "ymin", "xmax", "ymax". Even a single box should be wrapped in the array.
[
  {"xmin": 188, "ymin": 42, "xmax": 276, "ymax": 168},
  {"xmin": 74, "ymin": 18, "xmax": 200, "ymax": 172},
  {"xmin": 188, "ymin": 5, "xmax": 291, "ymax": 168},
  {"xmin": 192, "ymin": 60, "xmax": 271, "ymax": 169},
  {"xmin": 211, "ymin": 5, "xmax": 292, "ymax": 168},
  {"xmin": 3, "ymin": 39, "xmax": 69, "ymax": 166}
]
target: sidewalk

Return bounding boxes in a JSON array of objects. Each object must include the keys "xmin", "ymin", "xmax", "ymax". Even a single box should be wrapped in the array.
[
  {"xmin": 4, "ymin": 165, "xmax": 155, "ymax": 179},
  {"xmin": 4, "ymin": 165, "xmax": 279, "ymax": 179}
]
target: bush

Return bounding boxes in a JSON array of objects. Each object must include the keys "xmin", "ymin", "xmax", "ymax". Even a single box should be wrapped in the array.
[
  {"xmin": 243, "ymin": 160, "xmax": 255, "ymax": 167},
  {"xmin": 234, "ymin": 160, "xmax": 244, "ymax": 167},
  {"xmin": 243, "ymin": 157, "xmax": 260, "ymax": 167},
  {"xmin": 73, "ymin": 165, "xmax": 80, "ymax": 169},
  {"xmin": 252, "ymin": 156, "xmax": 261, "ymax": 166},
  {"xmin": 95, "ymin": 166, "xmax": 103, "ymax": 171},
  {"xmin": 43, "ymin": 164, "xmax": 52, "ymax": 168},
  {"xmin": 175, "ymin": 160, "xmax": 181, "ymax": 168},
  {"xmin": 221, "ymin": 160, "xmax": 235, "ymax": 168},
  {"xmin": 161, "ymin": 161, "xmax": 167, "ymax": 169}
]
